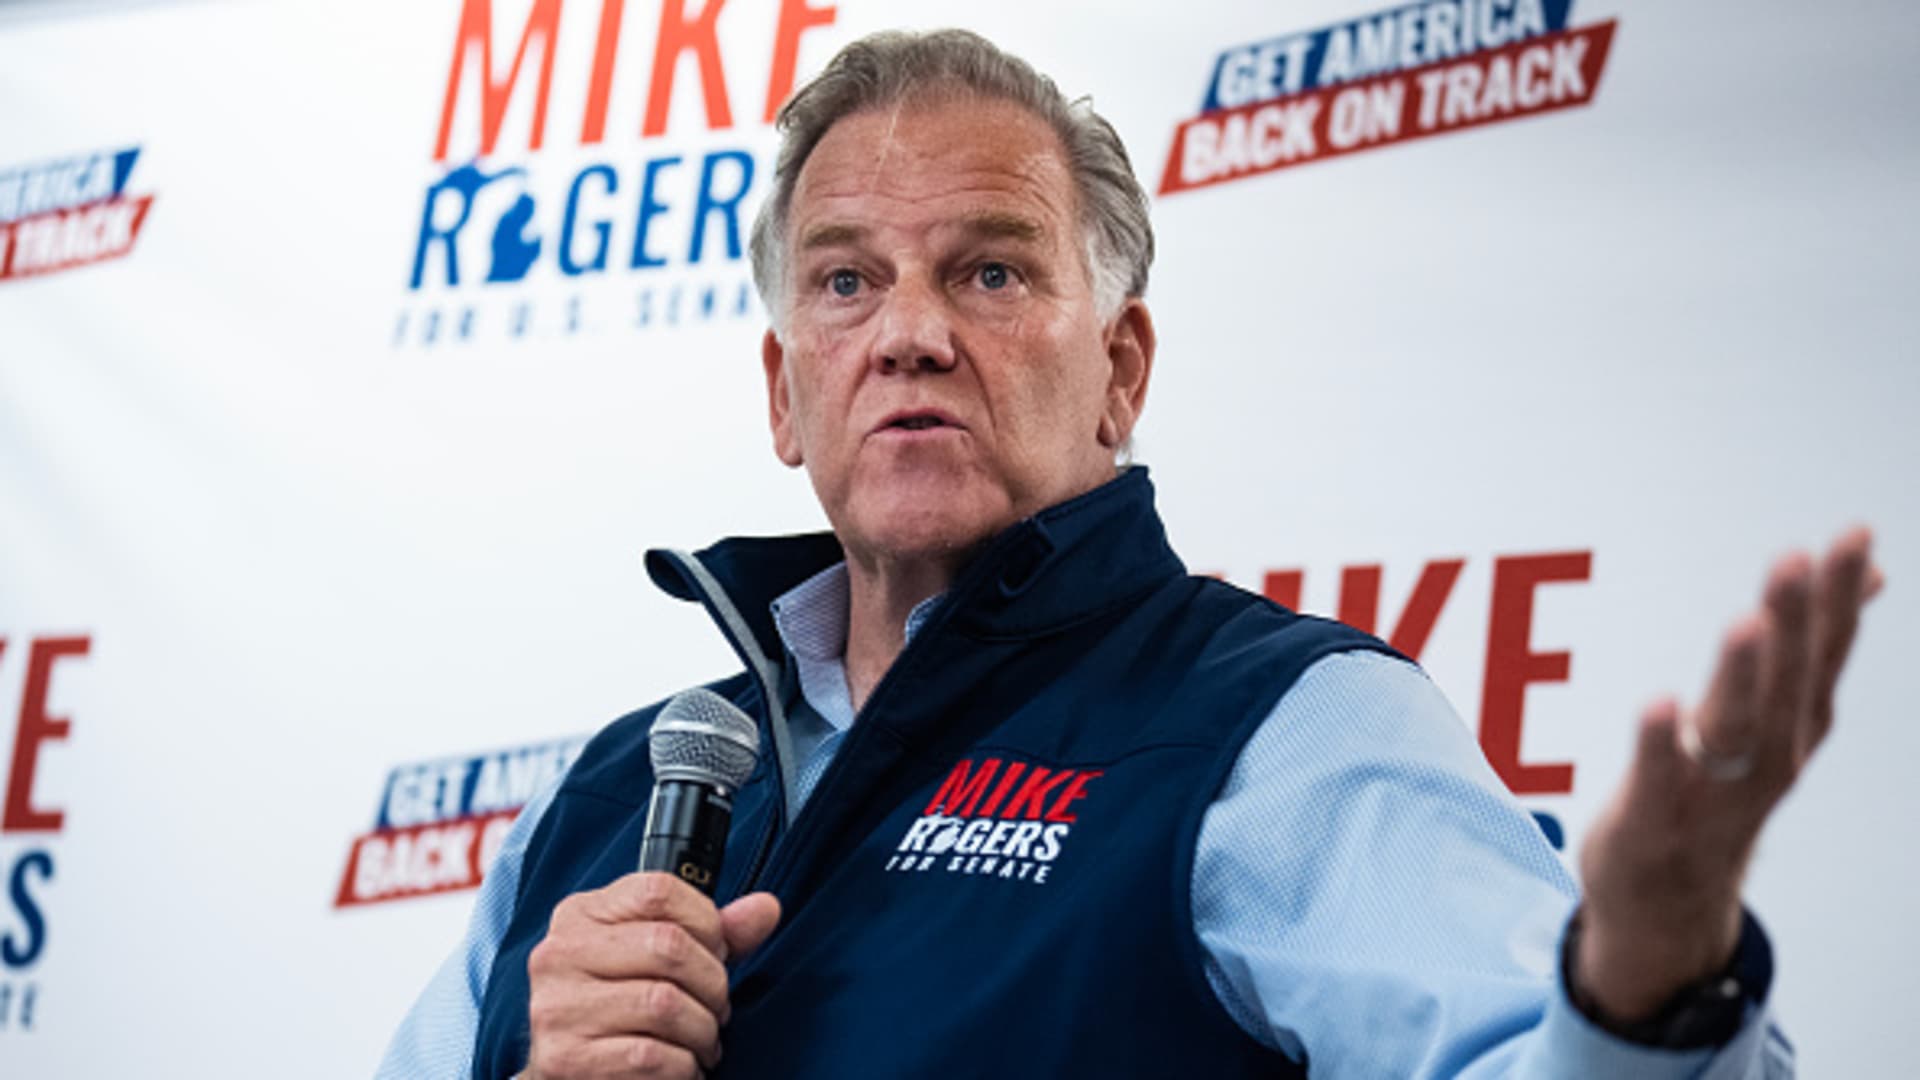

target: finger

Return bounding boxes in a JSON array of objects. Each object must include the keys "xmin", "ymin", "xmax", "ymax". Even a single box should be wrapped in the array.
[
  {"xmin": 1690, "ymin": 615, "xmax": 1768, "ymax": 769},
  {"xmin": 583, "ymin": 873, "xmax": 727, "ymax": 958},
  {"xmin": 583, "ymin": 979, "xmax": 723, "ymax": 1071},
  {"xmin": 1627, "ymin": 697, "xmax": 1690, "ymax": 799},
  {"xmin": 537, "ymin": 1035, "xmax": 704, "ymax": 1080},
  {"xmin": 1803, "ymin": 528, "xmax": 1874, "ymax": 758},
  {"xmin": 570, "ymin": 923, "xmax": 733, "ymax": 1020},
  {"xmin": 1757, "ymin": 552, "xmax": 1816, "ymax": 746},
  {"xmin": 720, "ymin": 892, "xmax": 783, "ymax": 964},
  {"xmin": 531, "ymin": 914, "xmax": 730, "ymax": 1022},
  {"xmin": 526, "ymin": 974, "xmax": 722, "ymax": 1063},
  {"xmin": 1866, "ymin": 562, "xmax": 1887, "ymax": 602}
]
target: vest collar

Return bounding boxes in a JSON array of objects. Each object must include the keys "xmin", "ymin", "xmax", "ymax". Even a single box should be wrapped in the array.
[{"xmin": 645, "ymin": 465, "xmax": 1184, "ymax": 669}]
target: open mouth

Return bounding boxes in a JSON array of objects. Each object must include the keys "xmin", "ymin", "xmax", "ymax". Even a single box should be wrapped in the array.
[
  {"xmin": 891, "ymin": 415, "xmax": 948, "ymax": 431},
  {"xmin": 879, "ymin": 410, "xmax": 962, "ymax": 433}
]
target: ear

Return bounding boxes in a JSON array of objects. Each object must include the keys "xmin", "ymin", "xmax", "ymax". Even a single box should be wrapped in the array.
[
  {"xmin": 763, "ymin": 329, "xmax": 804, "ymax": 467},
  {"xmin": 1096, "ymin": 299, "xmax": 1156, "ymax": 449}
]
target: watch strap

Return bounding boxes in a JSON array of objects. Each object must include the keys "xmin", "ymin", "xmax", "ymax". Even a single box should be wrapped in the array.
[{"xmin": 1561, "ymin": 905, "xmax": 1773, "ymax": 1050}]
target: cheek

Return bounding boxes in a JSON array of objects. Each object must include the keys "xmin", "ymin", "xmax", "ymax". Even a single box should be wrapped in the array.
[
  {"xmin": 784, "ymin": 341, "xmax": 859, "ymax": 462},
  {"xmin": 1022, "ymin": 327, "xmax": 1110, "ymax": 428}
]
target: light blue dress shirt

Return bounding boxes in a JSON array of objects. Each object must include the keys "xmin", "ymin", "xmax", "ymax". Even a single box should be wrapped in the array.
[{"xmin": 379, "ymin": 563, "xmax": 1794, "ymax": 1078}]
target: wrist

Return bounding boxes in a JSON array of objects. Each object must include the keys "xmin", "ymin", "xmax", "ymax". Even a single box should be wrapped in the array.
[
  {"xmin": 1572, "ymin": 902, "xmax": 1742, "ymax": 1021},
  {"xmin": 1563, "ymin": 904, "xmax": 1766, "ymax": 1050}
]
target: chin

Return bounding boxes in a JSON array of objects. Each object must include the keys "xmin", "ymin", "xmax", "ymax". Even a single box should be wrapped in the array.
[{"xmin": 843, "ymin": 483, "xmax": 1014, "ymax": 566}]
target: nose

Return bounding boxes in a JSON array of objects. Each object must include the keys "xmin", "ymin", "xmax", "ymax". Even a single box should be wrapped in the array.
[{"xmin": 872, "ymin": 277, "xmax": 957, "ymax": 374}]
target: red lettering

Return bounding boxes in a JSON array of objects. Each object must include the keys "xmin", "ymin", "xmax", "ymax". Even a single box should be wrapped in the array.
[
  {"xmin": 1383, "ymin": 559, "xmax": 1464, "ymax": 660},
  {"xmin": 762, "ymin": 0, "xmax": 836, "ymax": 121},
  {"xmin": 1336, "ymin": 565, "xmax": 1382, "ymax": 633},
  {"xmin": 1262, "ymin": 560, "xmax": 1461, "ymax": 662},
  {"xmin": 1044, "ymin": 770, "xmax": 1102, "ymax": 823},
  {"xmin": 5, "ymin": 635, "xmax": 89, "ymax": 833},
  {"xmin": 644, "ymin": 0, "xmax": 732, "ymax": 137},
  {"xmin": 580, "ymin": 0, "xmax": 627, "ymax": 145},
  {"xmin": 976, "ymin": 761, "xmax": 1026, "ymax": 818},
  {"xmin": 333, "ymin": 811, "xmax": 514, "ymax": 908},
  {"xmin": 1478, "ymin": 552, "xmax": 1589, "ymax": 795},
  {"xmin": 433, "ymin": 0, "xmax": 564, "ymax": 161},
  {"xmin": 924, "ymin": 758, "xmax": 999, "ymax": 816},
  {"xmin": 1331, "ymin": 559, "xmax": 1465, "ymax": 662},
  {"xmin": 1262, "ymin": 569, "xmax": 1303, "ymax": 610},
  {"xmin": 1001, "ymin": 767, "xmax": 1074, "ymax": 820}
]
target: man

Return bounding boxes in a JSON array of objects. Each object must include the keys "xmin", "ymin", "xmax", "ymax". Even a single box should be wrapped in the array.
[{"xmin": 380, "ymin": 29, "xmax": 1879, "ymax": 1079}]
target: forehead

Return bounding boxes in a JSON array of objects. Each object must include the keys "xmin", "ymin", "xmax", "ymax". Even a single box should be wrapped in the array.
[{"xmin": 788, "ymin": 96, "xmax": 1078, "ymax": 246}]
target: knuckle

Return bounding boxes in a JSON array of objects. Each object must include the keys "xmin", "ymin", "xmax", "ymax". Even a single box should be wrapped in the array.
[
  {"xmin": 638, "ymin": 978, "xmax": 682, "ymax": 1024},
  {"xmin": 528, "ymin": 937, "xmax": 561, "ymax": 976},
  {"xmin": 633, "ymin": 873, "xmax": 679, "ymax": 915},
  {"xmin": 644, "ymin": 922, "xmax": 689, "ymax": 967},
  {"xmin": 529, "ymin": 929, "xmax": 585, "ymax": 977},
  {"xmin": 527, "ymin": 982, "xmax": 591, "ymax": 1040},
  {"xmin": 550, "ymin": 892, "xmax": 587, "ymax": 927},
  {"xmin": 526, "ymin": 991, "xmax": 560, "ymax": 1034},
  {"xmin": 529, "ymin": 1039, "xmax": 582, "ymax": 1078},
  {"xmin": 627, "ymin": 1037, "xmax": 676, "ymax": 1074}
]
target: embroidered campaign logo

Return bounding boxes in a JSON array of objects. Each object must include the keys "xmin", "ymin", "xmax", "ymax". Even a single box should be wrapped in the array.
[
  {"xmin": 395, "ymin": 0, "xmax": 837, "ymax": 348},
  {"xmin": 1159, "ymin": 0, "xmax": 1617, "ymax": 195},
  {"xmin": 0, "ymin": 148, "xmax": 156, "ymax": 283},
  {"xmin": 334, "ymin": 735, "xmax": 587, "ymax": 909},
  {"xmin": 884, "ymin": 757, "xmax": 1102, "ymax": 886}
]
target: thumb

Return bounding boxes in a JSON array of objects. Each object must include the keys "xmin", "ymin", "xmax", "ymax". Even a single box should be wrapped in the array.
[{"xmin": 719, "ymin": 891, "xmax": 782, "ymax": 962}]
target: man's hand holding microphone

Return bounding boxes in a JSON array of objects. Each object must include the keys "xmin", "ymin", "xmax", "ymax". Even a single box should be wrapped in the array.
[{"xmin": 524, "ymin": 690, "xmax": 780, "ymax": 1079}]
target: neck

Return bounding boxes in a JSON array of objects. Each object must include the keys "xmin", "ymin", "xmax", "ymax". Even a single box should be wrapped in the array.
[{"xmin": 842, "ymin": 548, "xmax": 964, "ymax": 712}]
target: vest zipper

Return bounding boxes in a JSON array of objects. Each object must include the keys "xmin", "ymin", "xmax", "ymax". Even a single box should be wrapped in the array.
[
  {"xmin": 659, "ymin": 550, "xmax": 800, "ymax": 904},
  {"xmin": 741, "ymin": 526, "xmax": 1028, "ymax": 899}
]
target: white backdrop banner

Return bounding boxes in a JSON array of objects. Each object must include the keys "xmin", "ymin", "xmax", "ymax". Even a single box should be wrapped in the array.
[{"xmin": 1, "ymin": 0, "xmax": 1914, "ymax": 1075}]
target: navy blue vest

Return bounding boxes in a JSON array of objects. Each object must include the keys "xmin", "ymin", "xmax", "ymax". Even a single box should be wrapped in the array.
[{"xmin": 472, "ymin": 469, "xmax": 1394, "ymax": 1078}]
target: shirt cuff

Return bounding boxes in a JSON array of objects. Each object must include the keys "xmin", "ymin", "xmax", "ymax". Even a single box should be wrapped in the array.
[{"xmin": 1533, "ymin": 909, "xmax": 1780, "ymax": 1078}]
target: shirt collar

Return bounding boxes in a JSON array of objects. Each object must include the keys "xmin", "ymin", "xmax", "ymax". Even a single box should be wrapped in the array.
[
  {"xmin": 769, "ymin": 561, "xmax": 944, "ymax": 732},
  {"xmin": 769, "ymin": 561, "xmax": 851, "ymax": 663}
]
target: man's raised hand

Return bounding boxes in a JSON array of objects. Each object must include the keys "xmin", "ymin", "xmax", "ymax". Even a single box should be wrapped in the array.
[{"xmin": 1575, "ymin": 526, "xmax": 1880, "ymax": 1021}]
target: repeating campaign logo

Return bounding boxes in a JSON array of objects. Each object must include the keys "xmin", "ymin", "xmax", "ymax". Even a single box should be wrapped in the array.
[
  {"xmin": 1159, "ymin": 0, "xmax": 1617, "ymax": 195},
  {"xmin": 0, "ymin": 634, "xmax": 89, "ymax": 1033},
  {"xmin": 395, "ymin": 0, "xmax": 838, "ymax": 349},
  {"xmin": 884, "ymin": 757, "xmax": 1103, "ymax": 886},
  {"xmin": 335, "ymin": 735, "xmax": 587, "ymax": 909},
  {"xmin": 0, "ymin": 149, "xmax": 155, "ymax": 283}
]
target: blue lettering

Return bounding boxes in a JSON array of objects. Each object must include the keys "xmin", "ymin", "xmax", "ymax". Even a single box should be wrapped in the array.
[
  {"xmin": 2, "ymin": 850, "xmax": 53, "ymax": 969},
  {"xmin": 1531, "ymin": 811, "xmax": 1564, "ymax": 850},
  {"xmin": 630, "ymin": 156, "xmax": 683, "ymax": 270},
  {"xmin": 410, "ymin": 163, "xmax": 530, "ymax": 289},
  {"xmin": 1199, "ymin": 0, "xmax": 1574, "ymax": 108},
  {"xmin": 689, "ymin": 151, "xmax": 754, "ymax": 263},
  {"xmin": 559, "ymin": 165, "xmax": 617, "ymax": 276},
  {"xmin": 410, "ymin": 183, "xmax": 465, "ymax": 289}
]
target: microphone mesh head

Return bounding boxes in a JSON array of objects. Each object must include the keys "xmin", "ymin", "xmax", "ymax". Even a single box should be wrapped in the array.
[{"xmin": 648, "ymin": 688, "xmax": 760, "ymax": 791}]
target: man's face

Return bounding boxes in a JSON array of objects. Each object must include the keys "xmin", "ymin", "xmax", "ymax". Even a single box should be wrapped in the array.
[{"xmin": 763, "ymin": 96, "xmax": 1153, "ymax": 570}]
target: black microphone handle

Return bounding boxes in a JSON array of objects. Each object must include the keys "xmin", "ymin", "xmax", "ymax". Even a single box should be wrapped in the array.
[{"xmin": 638, "ymin": 778, "xmax": 734, "ymax": 897}]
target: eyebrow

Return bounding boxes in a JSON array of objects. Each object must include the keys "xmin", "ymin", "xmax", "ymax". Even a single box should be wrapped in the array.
[
  {"xmin": 955, "ymin": 212, "xmax": 1047, "ymax": 245},
  {"xmin": 795, "ymin": 212, "xmax": 1050, "ymax": 255},
  {"xmin": 798, "ymin": 222, "xmax": 870, "ymax": 252}
]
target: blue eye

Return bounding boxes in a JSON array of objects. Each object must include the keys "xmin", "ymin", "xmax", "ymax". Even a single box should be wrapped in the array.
[
  {"xmin": 978, "ymin": 262, "xmax": 1010, "ymax": 290},
  {"xmin": 829, "ymin": 269, "xmax": 861, "ymax": 297}
]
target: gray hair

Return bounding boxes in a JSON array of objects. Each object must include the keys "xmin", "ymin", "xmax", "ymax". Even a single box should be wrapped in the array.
[{"xmin": 748, "ymin": 29, "xmax": 1154, "ymax": 330}]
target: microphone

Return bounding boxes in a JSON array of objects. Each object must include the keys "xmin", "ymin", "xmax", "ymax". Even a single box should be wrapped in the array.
[{"xmin": 639, "ymin": 688, "xmax": 761, "ymax": 896}]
